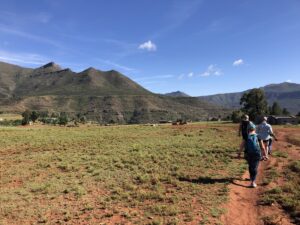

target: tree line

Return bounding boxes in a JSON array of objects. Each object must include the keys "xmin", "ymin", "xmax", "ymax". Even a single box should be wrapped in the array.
[
  {"xmin": 21, "ymin": 110, "xmax": 87, "ymax": 126},
  {"xmin": 231, "ymin": 88, "xmax": 297, "ymax": 123}
]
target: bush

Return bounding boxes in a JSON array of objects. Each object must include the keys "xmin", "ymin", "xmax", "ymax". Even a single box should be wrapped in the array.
[
  {"xmin": 0, "ymin": 119, "xmax": 22, "ymax": 126},
  {"xmin": 21, "ymin": 110, "xmax": 32, "ymax": 125},
  {"xmin": 30, "ymin": 111, "xmax": 40, "ymax": 122},
  {"xmin": 58, "ymin": 112, "xmax": 68, "ymax": 126},
  {"xmin": 231, "ymin": 110, "xmax": 243, "ymax": 123}
]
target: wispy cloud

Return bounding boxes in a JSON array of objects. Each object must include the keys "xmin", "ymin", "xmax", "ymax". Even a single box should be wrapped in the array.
[
  {"xmin": 233, "ymin": 59, "xmax": 244, "ymax": 66},
  {"xmin": 178, "ymin": 73, "xmax": 185, "ymax": 80},
  {"xmin": 95, "ymin": 58, "xmax": 138, "ymax": 73},
  {"xmin": 138, "ymin": 40, "xmax": 157, "ymax": 51},
  {"xmin": 0, "ymin": 10, "xmax": 52, "ymax": 24},
  {"xmin": 0, "ymin": 24, "xmax": 62, "ymax": 48},
  {"xmin": 135, "ymin": 74, "xmax": 174, "ymax": 81},
  {"xmin": 200, "ymin": 64, "xmax": 222, "ymax": 76},
  {"xmin": 37, "ymin": 12, "xmax": 52, "ymax": 23},
  {"xmin": 0, "ymin": 50, "xmax": 48, "ymax": 65},
  {"xmin": 151, "ymin": 0, "xmax": 203, "ymax": 39},
  {"xmin": 286, "ymin": 79, "xmax": 292, "ymax": 82}
]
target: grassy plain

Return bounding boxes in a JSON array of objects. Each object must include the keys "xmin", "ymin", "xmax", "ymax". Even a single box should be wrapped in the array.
[
  {"xmin": 0, "ymin": 123, "xmax": 245, "ymax": 224},
  {"xmin": 261, "ymin": 130, "xmax": 300, "ymax": 224},
  {"xmin": 0, "ymin": 113, "xmax": 22, "ymax": 121}
]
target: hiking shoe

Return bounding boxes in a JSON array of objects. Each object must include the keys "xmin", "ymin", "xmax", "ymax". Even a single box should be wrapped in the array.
[{"xmin": 251, "ymin": 182, "xmax": 257, "ymax": 188}]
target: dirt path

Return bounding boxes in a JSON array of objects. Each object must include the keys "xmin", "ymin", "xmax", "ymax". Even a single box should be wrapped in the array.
[
  {"xmin": 221, "ymin": 128, "xmax": 298, "ymax": 225},
  {"xmin": 221, "ymin": 157, "xmax": 267, "ymax": 225}
]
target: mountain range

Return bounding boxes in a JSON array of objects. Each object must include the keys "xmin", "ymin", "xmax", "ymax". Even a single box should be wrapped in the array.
[
  {"xmin": 197, "ymin": 82, "xmax": 300, "ymax": 114},
  {"xmin": 0, "ymin": 61, "xmax": 227, "ymax": 123},
  {"xmin": 165, "ymin": 91, "xmax": 190, "ymax": 97}
]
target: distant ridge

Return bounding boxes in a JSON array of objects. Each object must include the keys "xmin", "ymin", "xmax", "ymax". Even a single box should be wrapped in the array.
[
  {"xmin": 197, "ymin": 82, "xmax": 300, "ymax": 114},
  {"xmin": 0, "ymin": 61, "xmax": 228, "ymax": 123},
  {"xmin": 165, "ymin": 91, "xmax": 190, "ymax": 97}
]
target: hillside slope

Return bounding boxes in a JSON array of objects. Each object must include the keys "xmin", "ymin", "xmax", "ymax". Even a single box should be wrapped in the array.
[
  {"xmin": 165, "ymin": 91, "xmax": 190, "ymax": 97},
  {"xmin": 198, "ymin": 82, "xmax": 300, "ymax": 114},
  {"xmin": 0, "ymin": 61, "xmax": 227, "ymax": 123}
]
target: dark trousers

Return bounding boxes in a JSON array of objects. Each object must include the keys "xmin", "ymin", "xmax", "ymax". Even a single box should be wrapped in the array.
[{"xmin": 247, "ymin": 154, "xmax": 260, "ymax": 182}]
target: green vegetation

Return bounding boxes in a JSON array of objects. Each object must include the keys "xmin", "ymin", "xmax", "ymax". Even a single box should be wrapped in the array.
[
  {"xmin": 0, "ymin": 61, "xmax": 229, "ymax": 124},
  {"xmin": 240, "ymin": 88, "xmax": 268, "ymax": 121},
  {"xmin": 58, "ymin": 112, "xmax": 69, "ymax": 126},
  {"xmin": 261, "ymin": 131, "xmax": 300, "ymax": 224},
  {"xmin": 261, "ymin": 160, "xmax": 300, "ymax": 223},
  {"xmin": 0, "ymin": 123, "xmax": 244, "ymax": 224},
  {"xmin": 199, "ymin": 82, "xmax": 300, "ymax": 115},
  {"xmin": 270, "ymin": 102, "xmax": 282, "ymax": 115},
  {"xmin": 230, "ymin": 110, "xmax": 243, "ymax": 123},
  {"xmin": 269, "ymin": 102, "xmax": 290, "ymax": 116}
]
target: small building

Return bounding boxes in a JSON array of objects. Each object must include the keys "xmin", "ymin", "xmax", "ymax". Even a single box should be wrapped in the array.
[{"xmin": 267, "ymin": 115, "xmax": 299, "ymax": 125}]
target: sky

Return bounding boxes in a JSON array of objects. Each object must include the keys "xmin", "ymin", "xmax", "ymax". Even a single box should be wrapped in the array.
[{"xmin": 0, "ymin": 0, "xmax": 299, "ymax": 96}]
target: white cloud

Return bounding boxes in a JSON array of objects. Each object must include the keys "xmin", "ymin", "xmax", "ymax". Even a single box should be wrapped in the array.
[
  {"xmin": 178, "ymin": 73, "xmax": 193, "ymax": 79},
  {"xmin": 138, "ymin": 40, "xmax": 157, "ymax": 51},
  {"xmin": 286, "ymin": 79, "xmax": 292, "ymax": 82},
  {"xmin": 188, "ymin": 72, "xmax": 194, "ymax": 77},
  {"xmin": 200, "ymin": 64, "xmax": 223, "ymax": 77},
  {"xmin": 233, "ymin": 59, "xmax": 244, "ymax": 66},
  {"xmin": 0, "ymin": 50, "xmax": 48, "ymax": 65}
]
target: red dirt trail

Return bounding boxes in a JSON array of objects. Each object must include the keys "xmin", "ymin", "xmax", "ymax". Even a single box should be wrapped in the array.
[{"xmin": 221, "ymin": 128, "xmax": 298, "ymax": 225}]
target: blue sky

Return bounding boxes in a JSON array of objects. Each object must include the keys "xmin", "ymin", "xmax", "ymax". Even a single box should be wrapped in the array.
[{"xmin": 0, "ymin": 0, "xmax": 299, "ymax": 96}]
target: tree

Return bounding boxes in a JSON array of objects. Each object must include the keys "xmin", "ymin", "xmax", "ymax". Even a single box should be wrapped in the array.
[
  {"xmin": 282, "ymin": 108, "xmax": 290, "ymax": 116},
  {"xmin": 231, "ymin": 110, "xmax": 243, "ymax": 123},
  {"xmin": 76, "ymin": 112, "xmax": 87, "ymax": 124},
  {"xmin": 21, "ymin": 110, "xmax": 32, "ymax": 125},
  {"xmin": 240, "ymin": 88, "xmax": 268, "ymax": 121},
  {"xmin": 270, "ymin": 102, "xmax": 282, "ymax": 115},
  {"xmin": 39, "ymin": 111, "xmax": 49, "ymax": 118},
  {"xmin": 30, "ymin": 111, "xmax": 40, "ymax": 122},
  {"xmin": 58, "ymin": 112, "xmax": 68, "ymax": 126}
]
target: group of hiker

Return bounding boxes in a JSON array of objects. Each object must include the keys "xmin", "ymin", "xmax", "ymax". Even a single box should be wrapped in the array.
[{"xmin": 237, "ymin": 115, "xmax": 277, "ymax": 188}]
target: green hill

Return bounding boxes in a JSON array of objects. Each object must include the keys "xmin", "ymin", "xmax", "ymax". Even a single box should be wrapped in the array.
[
  {"xmin": 198, "ymin": 82, "xmax": 300, "ymax": 114},
  {"xmin": 0, "ymin": 61, "xmax": 227, "ymax": 123}
]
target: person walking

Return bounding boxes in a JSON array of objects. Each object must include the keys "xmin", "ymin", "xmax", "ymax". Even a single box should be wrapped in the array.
[
  {"xmin": 237, "ymin": 114, "xmax": 255, "ymax": 158},
  {"xmin": 245, "ymin": 123, "xmax": 266, "ymax": 188},
  {"xmin": 256, "ymin": 116, "xmax": 278, "ymax": 157}
]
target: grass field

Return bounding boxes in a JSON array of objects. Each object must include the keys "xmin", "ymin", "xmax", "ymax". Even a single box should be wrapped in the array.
[
  {"xmin": 0, "ymin": 113, "xmax": 22, "ymax": 121},
  {"xmin": 0, "ymin": 123, "xmax": 246, "ymax": 224},
  {"xmin": 261, "ymin": 131, "xmax": 300, "ymax": 224}
]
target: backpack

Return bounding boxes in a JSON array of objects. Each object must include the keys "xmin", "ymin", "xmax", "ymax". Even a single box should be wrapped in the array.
[{"xmin": 245, "ymin": 134, "xmax": 261, "ymax": 156}]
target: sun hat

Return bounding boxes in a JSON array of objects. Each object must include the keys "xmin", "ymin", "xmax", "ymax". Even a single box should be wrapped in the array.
[{"xmin": 242, "ymin": 114, "xmax": 249, "ymax": 121}]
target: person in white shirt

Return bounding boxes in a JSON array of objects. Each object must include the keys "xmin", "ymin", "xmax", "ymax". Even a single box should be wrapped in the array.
[{"xmin": 256, "ymin": 117, "xmax": 278, "ymax": 157}]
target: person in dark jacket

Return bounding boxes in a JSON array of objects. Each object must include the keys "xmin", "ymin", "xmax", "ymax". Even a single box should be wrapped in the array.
[{"xmin": 237, "ymin": 114, "xmax": 255, "ymax": 158}]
